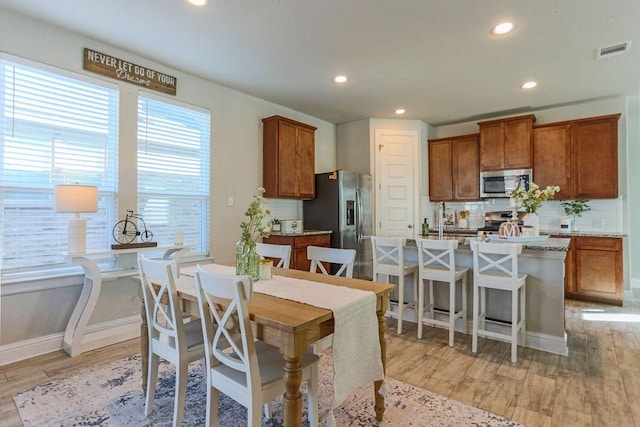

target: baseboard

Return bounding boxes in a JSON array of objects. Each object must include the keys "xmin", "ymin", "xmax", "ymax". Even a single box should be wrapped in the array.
[
  {"xmin": 0, "ymin": 315, "xmax": 141, "ymax": 366},
  {"xmin": 387, "ymin": 303, "xmax": 568, "ymax": 356}
]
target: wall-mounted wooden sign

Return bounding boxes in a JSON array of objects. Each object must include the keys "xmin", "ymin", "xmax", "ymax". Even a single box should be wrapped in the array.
[{"xmin": 83, "ymin": 48, "xmax": 177, "ymax": 95}]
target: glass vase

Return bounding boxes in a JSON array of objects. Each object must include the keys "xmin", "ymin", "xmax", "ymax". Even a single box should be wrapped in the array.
[{"xmin": 235, "ymin": 240, "xmax": 260, "ymax": 282}]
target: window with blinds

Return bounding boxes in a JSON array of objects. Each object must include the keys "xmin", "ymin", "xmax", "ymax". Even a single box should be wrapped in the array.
[
  {"xmin": 137, "ymin": 94, "xmax": 210, "ymax": 256},
  {"xmin": 0, "ymin": 57, "xmax": 118, "ymax": 272}
]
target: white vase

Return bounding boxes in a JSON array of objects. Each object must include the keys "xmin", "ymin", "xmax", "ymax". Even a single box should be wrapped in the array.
[{"xmin": 523, "ymin": 212, "xmax": 540, "ymax": 237}]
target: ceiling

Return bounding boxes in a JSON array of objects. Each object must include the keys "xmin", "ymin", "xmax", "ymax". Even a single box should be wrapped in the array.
[{"xmin": 1, "ymin": 0, "xmax": 639, "ymax": 126}]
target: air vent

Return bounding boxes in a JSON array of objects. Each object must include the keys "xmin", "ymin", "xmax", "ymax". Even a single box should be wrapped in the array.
[{"xmin": 596, "ymin": 41, "xmax": 631, "ymax": 59}]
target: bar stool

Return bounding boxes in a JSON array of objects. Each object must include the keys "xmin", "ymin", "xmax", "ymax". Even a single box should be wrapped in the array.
[
  {"xmin": 371, "ymin": 236, "xmax": 418, "ymax": 334},
  {"xmin": 470, "ymin": 240, "xmax": 527, "ymax": 363},
  {"xmin": 416, "ymin": 238, "xmax": 468, "ymax": 346}
]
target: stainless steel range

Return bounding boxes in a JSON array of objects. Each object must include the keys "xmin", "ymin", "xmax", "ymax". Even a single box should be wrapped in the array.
[{"xmin": 478, "ymin": 211, "xmax": 526, "ymax": 233}]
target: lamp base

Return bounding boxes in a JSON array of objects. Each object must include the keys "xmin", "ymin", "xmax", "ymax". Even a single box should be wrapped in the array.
[{"xmin": 68, "ymin": 217, "xmax": 87, "ymax": 254}]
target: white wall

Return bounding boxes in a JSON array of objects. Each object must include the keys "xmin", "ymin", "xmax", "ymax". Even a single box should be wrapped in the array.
[{"xmin": 0, "ymin": 8, "xmax": 336, "ymax": 352}]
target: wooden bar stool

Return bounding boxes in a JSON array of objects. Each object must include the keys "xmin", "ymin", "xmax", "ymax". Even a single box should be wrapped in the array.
[
  {"xmin": 470, "ymin": 240, "xmax": 527, "ymax": 363},
  {"xmin": 371, "ymin": 236, "xmax": 418, "ymax": 334},
  {"xmin": 416, "ymin": 238, "xmax": 468, "ymax": 346}
]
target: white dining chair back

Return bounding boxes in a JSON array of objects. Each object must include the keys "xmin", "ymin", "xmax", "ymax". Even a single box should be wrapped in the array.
[
  {"xmin": 307, "ymin": 245, "xmax": 356, "ymax": 278},
  {"xmin": 416, "ymin": 238, "xmax": 468, "ymax": 346},
  {"xmin": 195, "ymin": 267, "xmax": 319, "ymax": 426},
  {"xmin": 470, "ymin": 241, "xmax": 527, "ymax": 363},
  {"xmin": 138, "ymin": 255, "xmax": 205, "ymax": 427},
  {"xmin": 256, "ymin": 242, "xmax": 292, "ymax": 269},
  {"xmin": 371, "ymin": 236, "xmax": 418, "ymax": 334}
]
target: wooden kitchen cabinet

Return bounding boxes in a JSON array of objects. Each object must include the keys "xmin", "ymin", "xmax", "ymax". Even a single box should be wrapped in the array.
[
  {"xmin": 567, "ymin": 236, "xmax": 623, "ymax": 305},
  {"xmin": 534, "ymin": 114, "xmax": 620, "ymax": 199},
  {"xmin": 263, "ymin": 233, "xmax": 330, "ymax": 271},
  {"xmin": 571, "ymin": 114, "xmax": 619, "ymax": 199},
  {"xmin": 428, "ymin": 134, "xmax": 479, "ymax": 201},
  {"xmin": 262, "ymin": 115, "xmax": 316, "ymax": 199},
  {"xmin": 478, "ymin": 114, "xmax": 535, "ymax": 171}
]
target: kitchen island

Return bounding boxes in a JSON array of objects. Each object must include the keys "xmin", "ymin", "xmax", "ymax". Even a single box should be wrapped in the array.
[{"xmin": 390, "ymin": 236, "xmax": 570, "ymax": 356}]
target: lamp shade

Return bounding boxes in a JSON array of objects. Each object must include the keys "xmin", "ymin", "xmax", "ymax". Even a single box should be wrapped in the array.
[{"xmin": 55, "ymin": 185, "xmax": 98, "ymax": 213}]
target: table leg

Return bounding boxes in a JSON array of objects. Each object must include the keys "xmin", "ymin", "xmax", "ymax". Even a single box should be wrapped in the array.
[
  {"xmin": 140, "ymin": 297, "xmax": 149, "ymax": 394},
  {"xmin": 282, "ymin": 354, "xmax": 303, "ymax": 427},
  {"xmin": 374, "ymin": 303, "xmax": 388, "ymax": 422}
]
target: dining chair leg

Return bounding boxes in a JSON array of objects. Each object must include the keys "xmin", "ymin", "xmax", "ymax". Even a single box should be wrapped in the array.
[
  {"xmin": 205, "ymin": 384, "xmax": 219, "ymax": 427},
  {"xmin": 461, "ymin": 275, "xmax": 468, "ymax": 335},
  {"xmin": 263, "ymin": 403, "xmax": 272, "ymax": 419},
  {"xmin": 308, "ymin": 365, "xmax": 319, "ymax": 427},
  {"xmin": 397, "ymin": 274, "xmax": 405, "ymax": 334},
  {"xmin": 511, "ymin": 287, "xmax": 518, "ymax": 363},
  {"xmin": 448, "ymin": 280, "xmax": 455, "ymax": 347},
  {"xmin": 428, "ymin": 279, "xmax": 435, "ymax": 321},
  {"xmin": 521, "ymin": 284, "xmax": 527, "ymax": 349},
  {"xmin": 145, "ymin": 353, "xmax": 159, "ymax": 416},
  {"xmin": 472, "ymin": 284, "xmax": 479, "ymax": 354},
  {"xmin": 173, "ymin": 362, "xmax": 188, "ymax": 427},
  {"xmin": 417, "ymin": 275, "xmax": 424, "ymax": 338}
]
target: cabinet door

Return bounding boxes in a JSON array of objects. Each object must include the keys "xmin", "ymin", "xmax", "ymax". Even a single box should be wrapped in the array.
[
  {"xmin": 504, "ymin": 118, "xmax": 533, "ymax": 169},
  {"xmin": 575, "ymin": 248, "xmax": 622, "ymax": 302},
  {"xmin": 452, "ymin": 135, "xmax": 479, "ymax": 200},
  {"xmin": 297, "ymin": 126, "xmax": 315, "ymax": 199},
  {"xmin": 571, "ymin": 115, "xmax": 619, "ymax": 198},
  {"xmin": 277, "ymin": 120, "xmax": 300, "ymax": 197},
  {"xmin": 428, "ymin": 140, "xmax": 453, "ymax": 201},
  {"xmin": 533, "ymin": 124, "xmax": 572, "ymax": 199},
  {"xmin": 479, "ymin": 122, "xmax": 504, "ymax": 170}
]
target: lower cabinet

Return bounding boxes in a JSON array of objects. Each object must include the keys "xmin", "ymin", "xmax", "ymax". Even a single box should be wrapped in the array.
[
  {"xmin": 563, "ymin": 236, "xmax": 623, "ymax": 305},
  {"xmin": 263, "ymin": 233, "xmax": 331, "ymax": 271}
]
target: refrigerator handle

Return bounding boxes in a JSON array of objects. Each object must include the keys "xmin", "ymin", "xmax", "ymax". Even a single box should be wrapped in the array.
[{"xmin": 356, "ymin": 188, "xmax": 363, "ymax": 242}]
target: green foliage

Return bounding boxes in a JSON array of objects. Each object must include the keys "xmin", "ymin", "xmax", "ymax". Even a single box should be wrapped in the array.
[
  {"xmin": 510, "ymin": 182, "xmax": 560, "ymax": 214},
  {"xmin": 561, "ymin": 199, "xmax": 591, "ymax": 218},
  {"xmin": 240, "ymin": 187, "xmax": 271, "ymax": 245}
]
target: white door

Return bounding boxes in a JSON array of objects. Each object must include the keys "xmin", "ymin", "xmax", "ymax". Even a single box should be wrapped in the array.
[{"xmin": 374, "ymin": 129, "xmax": 418, "ymax": 238}]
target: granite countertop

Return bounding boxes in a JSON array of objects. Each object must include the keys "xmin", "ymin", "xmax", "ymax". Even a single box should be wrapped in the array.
[
  {"xmin": 416, "ymin": 234, "xmax": 571, "ymax": 251},
  {"xmin": 429, "ymin": 227, "xmax": 626, "ymax": 239},
  {"xmin": 269, "ymin": 229, "xmax": 332, "ymax": 236}
]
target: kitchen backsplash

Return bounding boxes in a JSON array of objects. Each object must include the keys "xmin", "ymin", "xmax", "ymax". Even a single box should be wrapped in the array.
[
  {"xmin": 423, "ymin": 197, "xmax": 623, "ymax": 233},
  {"xmin": 265, "ymin": 198, "xmax": 302, "ymax": 224}
]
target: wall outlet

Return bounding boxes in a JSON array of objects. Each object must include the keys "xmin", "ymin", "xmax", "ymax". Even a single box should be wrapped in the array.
[{"xmin": 592, "ymin": 218, "xmax": 604, "ymax": 228}]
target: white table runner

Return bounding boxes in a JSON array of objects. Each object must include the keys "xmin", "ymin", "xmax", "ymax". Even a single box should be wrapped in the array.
[{"xmin": 185, "ymin": 264, "xmax": 385, "ymax": 412}]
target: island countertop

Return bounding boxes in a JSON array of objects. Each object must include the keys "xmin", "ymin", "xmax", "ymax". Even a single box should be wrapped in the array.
[{"xmin": 415, "ymin": 235, "xmax": 570, "ymax": 251}]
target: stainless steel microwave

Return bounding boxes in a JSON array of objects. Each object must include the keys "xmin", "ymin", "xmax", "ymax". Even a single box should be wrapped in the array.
[{"xmin": 480, "ymin": 168, "xmax": 531, "ymax": 198}]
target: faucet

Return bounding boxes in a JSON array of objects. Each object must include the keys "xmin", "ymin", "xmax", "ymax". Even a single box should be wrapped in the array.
[{"xmin": 438, "ymin": 201, "xmax": 444, "ymax": 240}]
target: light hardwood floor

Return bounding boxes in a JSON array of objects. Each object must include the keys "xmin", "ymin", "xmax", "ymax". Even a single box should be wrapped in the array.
[{"xmin": 1, "ymin": 295, "xmax": 639, "ymax": 426}]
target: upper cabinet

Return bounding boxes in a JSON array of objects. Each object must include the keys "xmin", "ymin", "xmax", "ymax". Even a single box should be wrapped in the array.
[
  {"xmin": 428, "ymin": 134, "xmax": 479, "ymax": 201},
  {"xmin": 262, "ymin": 115, "xmax": 316, "ymax": 199},
  {"xmin": 478, "ymin": 114, "xmax": 535, "ymax": 171},
  {"xmin": 534, "ymin": 114, "xmax": 620, "ymax": 199}
]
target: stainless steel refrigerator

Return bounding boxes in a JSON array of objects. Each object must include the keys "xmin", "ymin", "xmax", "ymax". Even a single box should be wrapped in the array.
[{"xmin": 303, "ymin": 170, "xmax": 373, "ymax": 280}]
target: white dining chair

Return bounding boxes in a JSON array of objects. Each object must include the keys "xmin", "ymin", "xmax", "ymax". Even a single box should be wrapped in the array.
[
  {"xmin": 416, "ymin": 238, "xmax": 468, "ymax": 346},
  {"xmin": 256, "ymin": 242, "xmax": 292, "ymax": 269},
  {"xmin": 470, "ymin": 240, "xmax": 527, "ymax": 363},
  {"xmin": 194, "ymin": 267, "xmax": 319, "ymax": 426},
  {"xmin": 138, "ymin": 255, "xmax": 205, "ymax": 427},
  {"xmin": 371, "ymin": 236, "xmax": 418, "ymax": 334},
  {"xmin": 307, "ymin": 245, "xmax": 356, "ymax": 277}
]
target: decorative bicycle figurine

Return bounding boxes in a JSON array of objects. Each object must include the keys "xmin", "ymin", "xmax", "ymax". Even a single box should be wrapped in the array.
[{"xmin": 112, "ymin": 210, "xmax": 154, "ymax": 244}]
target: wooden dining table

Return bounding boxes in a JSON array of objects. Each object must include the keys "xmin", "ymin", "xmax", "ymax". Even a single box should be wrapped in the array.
[{"xmin": 139, "ymin": 265, "xmax": 394, "ymax": 426}]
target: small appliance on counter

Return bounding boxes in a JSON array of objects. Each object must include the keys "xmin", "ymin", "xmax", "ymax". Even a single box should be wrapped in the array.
[{"xmin": 280, "ymin": 219, "xmax": 302, "ymax": 234}]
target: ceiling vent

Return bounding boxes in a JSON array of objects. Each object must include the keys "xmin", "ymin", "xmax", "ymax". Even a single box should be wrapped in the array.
[{"xmin": 596, "ymin": 41, "xmax": 631, "ymax": 59}]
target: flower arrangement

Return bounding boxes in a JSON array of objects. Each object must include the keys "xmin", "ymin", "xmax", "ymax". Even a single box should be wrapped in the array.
[
  {"xmin": 240, "ymin": 187, "xmax": 271, "ymax": 245},
  {"xmin": 509, "ymin": 182, "xmax": 560, "ymax": 214},
  {"xmin": 561, "ymin": 199, "xmax": 591, "ymax": 219}
]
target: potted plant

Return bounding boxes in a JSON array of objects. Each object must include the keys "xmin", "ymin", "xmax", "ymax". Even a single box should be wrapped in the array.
[
  {"xmin": 271, "ymin": 218, "xmax": 281, "ymax": 232},
  {"xmin": 509, "ymin": 182, "xmax": 560, "ymax": 236},
  {"xmin": 561, "ymin": 199, "xmax": 591, "ymax": 232}
]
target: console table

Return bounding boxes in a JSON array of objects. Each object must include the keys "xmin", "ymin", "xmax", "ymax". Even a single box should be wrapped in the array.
[{"xmin": 62, "ymin": 244, "xmax": 190, "ymax": 357}]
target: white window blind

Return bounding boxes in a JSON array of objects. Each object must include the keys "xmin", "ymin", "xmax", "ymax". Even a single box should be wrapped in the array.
[
  {"xmin": 0, "ymin": 57, "xmax": 118, "ymax": 272},
  {"xmin": 137, "ymin": 94, "xmax": 210, "ymax": 256}
]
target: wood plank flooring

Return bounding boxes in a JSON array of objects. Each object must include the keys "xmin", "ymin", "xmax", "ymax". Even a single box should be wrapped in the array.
[{"xmin": 1, "ymin": 295, "xmax": 639, "ymax": 426}]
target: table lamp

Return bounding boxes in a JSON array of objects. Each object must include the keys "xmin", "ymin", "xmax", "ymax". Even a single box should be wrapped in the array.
[{"xmin": 55, "ymin": 184, "xmax": 98, "ymax": 254}]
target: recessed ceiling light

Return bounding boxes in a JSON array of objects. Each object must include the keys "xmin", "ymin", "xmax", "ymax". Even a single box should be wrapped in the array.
[
  {"xmin": 394, "ymin": 108, "xmax": 406, "ymax": 115},
  {"xmin": 492, "ymin": 22, "xmax": 514, "ymax": 35},
  {"xmin": 334, "ymin": 75, "xmax": 348, "ymax": 83},
  {"xmin": 186, "ymin": 0, "xmax": 206, "ymax": 6},
  {"xmin": 521, "ymin": 81, "xmax": 538, "ymax": 89}
]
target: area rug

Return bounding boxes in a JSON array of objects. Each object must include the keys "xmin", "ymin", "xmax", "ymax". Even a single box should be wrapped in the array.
[{"xmin": 14, "ymin": 354, "xmax": 522, "ymax": 426}]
